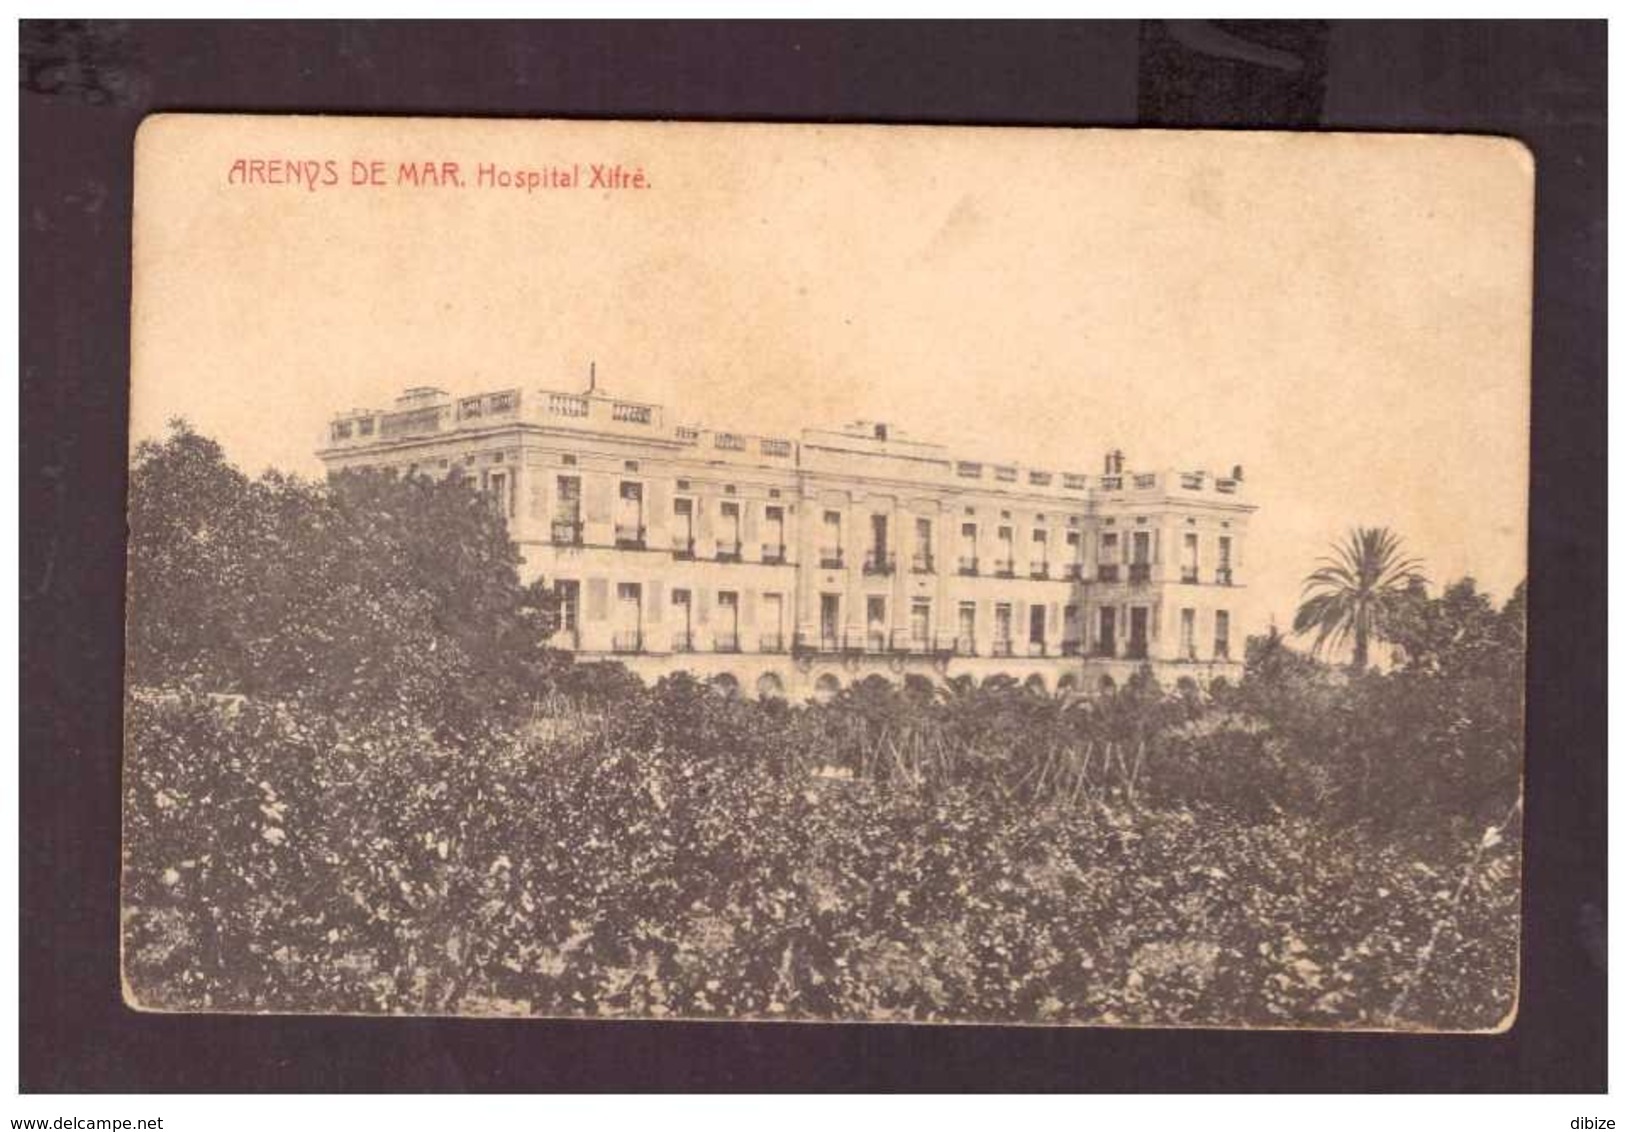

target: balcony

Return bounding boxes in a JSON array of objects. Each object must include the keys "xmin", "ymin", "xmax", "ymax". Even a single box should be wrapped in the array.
[
  {"xmin": 958, "ymin": 556, "xmax": 979, "ymax": 577},
  {"xmin": 954, "ymin": 636, "xmax": 977, "ymax": 656},
  {"xmin": 1215, "ymin": 567, "xmax": 1234, "ymax": 586},
  {"xmin": 863, "ymin": 630, "xmax": 888, "ymax": 653},
  {"xmin": 758, "ymin": 632, "xmax": 787, "ymax": 653},
  {"xmin": 1214, "ymin": 642, "xmax": 1232, "ymax": 661},
  {"xmin": 1097, "ymin": 564, "xmax": 1120, "ymax": 583},
  {"xmin": 761, "ymin": 543, "xmax": 787, "ymax": 565},
  {"xmin": 671, "ymin": 536, "xmax": 695, "ymax": 560},
  {"xmin": 1063, "ymin": 563, "xmax": 1084, "ymax": 581},
  {"xmin": 1181, "ymin": 567, "xmax": 1200, "ymax": 584},
  {"xmin": 795, "ymin": 632, "xmax": 842, "ymax": 654},
  {"xmin": 670, "ymin": 630, "xmax": 695, "ymax": 653},
  {"xmin": 1125, "ymin": 640, "xmax": 1149, "ymax": 660},
  {"xmin": 611, "ymin": 630, "xmax": 644, "ymax": 654},
  {"xmin": 1030, "ymin": 563, "xmax": 1050, "ymax": 581},
  {"xmin": 1128, "ymin": 562, "xmax": 1152, "ymax": 584},
  {"xmin": 713, "ymin": 632, "xmax": 741, "ymax": 653},
  {"xmin": 1027, "ymin": 641, "xmax": 1049, "ymax": 657},
  {"xmin": 614, "ymin": 524, "xmax": 647, "ymax": 550},
  {"xmin": 863, "ymin": 550, "xmax": 896, "ymax": 576},
  {"xmin": 911, "ymin": 552, "xmax": 935, "ymax": 575},
  {"xmin": 818, "ymin": 548, "xmax": 844, "ymax": 570},
  {"xmin": 1092, "ymin": 644, "xmax": 1117, "ymax": 659},
  {"xmin": 715, "ymin": 540, "xmax": 742, "ymax": 564},
  {"xmin": 991, "ymin": 639, "xmax": 1015, "ymax": 658},
  {"xmin": 1061, "ymin": 640, "xmax": 1083, "ymax": 657},
  {"xmin": 993, "ymin": 560, "xmax": 1016, "ymax": 579},
  {"xmin": 551, "ymin": 519, "xmax": 584, "ymax": 546}
]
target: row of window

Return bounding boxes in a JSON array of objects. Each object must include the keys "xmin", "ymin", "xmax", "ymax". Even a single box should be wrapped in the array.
[
  {"xmin": 552, "ymin": 580, "xmax": 1231, "ymax": 661},
  {"xmin": 544, "ymin": 475, "xmax": 1237, "ymax": 578}
]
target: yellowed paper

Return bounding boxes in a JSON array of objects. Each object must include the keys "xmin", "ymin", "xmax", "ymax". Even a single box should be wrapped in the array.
[{"xmin": 125, "ymin": 115, "xmax": 1531, "ymax": 1029}]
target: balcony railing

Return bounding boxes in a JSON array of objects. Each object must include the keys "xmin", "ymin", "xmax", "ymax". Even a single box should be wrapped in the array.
[
  {"xmin": 715, "ymin": 540, "xmax": 742, "ymax": 563},
  {"xmin": 863, "ymin": 630, "xmax": 888, "ymax": 653},
  {"xmin": 671, "ymin": 536, "xmax": 695, "ymax": 560},
  {"xmin": 991, "ymin": 639, "xmax": 1015, "ymax": 658},
  {"xmin": 1093, "ymin": 644, "xmax": 1117, "ymax": 659},
  {"xmin": 993, "ymin": 560, "xmax": 1016, "ymax": 579},
  {"xmin": 911, "ymin": 553, "xmax": 935, "ymax": 574},
  {"xmin": 1215, "ymin": 567, "xmax": 1234, "ymax": 586},
  {"xmin": 1063, "ymin": 563, "xmax": 1084, "ymax": 581},
  {"xmin": 758, "ymin": 632, "xmax": 786, "ymax": 653},
  {"xmin": 1181, "ymin": 567, "xmax": 1200, "ymax": 584},
  {"xmin": 1061, "ymin": 640, "xmax": 1083, "ymax": 657},
  {"xmin": 611, "ymin": 630, "xmax": 644, "ymax": 654},
  {"xmin": 818, "ymin": 548, "xmax": 844, "ymax": 570},
  {"xmin": 670, "ymin": 630, "xmax": 694, "ymax": 653},
  {"xmin": 1027, "ymin": 641, "xmax": 1048, "ymax": 657},
  {"xmin": 547, "ymin": 393, "xmax": 589, "ymax": 418},
  {"xmin": 713, "ymin": 632, "xmax": 741, "ymax": 653},
  {"xmin": 795, "ymin": 632, "xmax": 843, "ymax": 653},
  {"xmin": 863, "ymin": 550, "xmax": 896, "ymax": 576},
  {"xmin": 761, "ymin": 543, "xmax": 787, "ymax": 565},
  {"xmin": 1125, "ymin": 640, "xmax": 1149, "ymax": 660},
  {"xmin": 551, "ymin": 519, "xmax": 584, "ymax": 546},
  {"xmin": 954, "ymin": 636, "xmax": 977, "ymax": 656},
  {"xmin": 1128, "ymin": 562, "xmax": 1152, "ymax": 584},
  {"xmin": 614, "ymin": 524, "xmax": 647, "ymax": 550},
  {"xmin": 958, "ymin": 556, "xmax": 979, "ymax": 577},
  {"xmin": 1030, "ymin": 563, "xmax": 1050, "ymax": 580},
  {"xmin": 1214, "ymin": 642, "xmax": 1232, "ymax": 661}
]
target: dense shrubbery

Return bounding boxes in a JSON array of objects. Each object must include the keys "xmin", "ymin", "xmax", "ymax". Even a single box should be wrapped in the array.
[
  {"xmin": 127, "ymin": 421, "xmax": 562, "ymax": 739},
  {"xmin": 123, "ymin": 424, "xmax": 1524, "ymax": 1029},
  {"xmin": 125, "ymin": 631, "xmax": 1522, "ymax": 1029}
]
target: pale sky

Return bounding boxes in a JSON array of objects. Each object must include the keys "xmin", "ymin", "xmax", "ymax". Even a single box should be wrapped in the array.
[{"xmin": 131, "ymin": 116, "xmax": 1533, "ymax": 631}]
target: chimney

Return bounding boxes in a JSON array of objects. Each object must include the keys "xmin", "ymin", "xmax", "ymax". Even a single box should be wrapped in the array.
[
  {"xmin": 1232, "ymin": 464, "xmax": 1244, "ymax": 481},
  {"xmin": 1104, "ymin": 449, "xmax": 1125, "ymax": 475},
  {"xmin": 874, "ymin": 423, "xmax": 889, "ymax": 442}
]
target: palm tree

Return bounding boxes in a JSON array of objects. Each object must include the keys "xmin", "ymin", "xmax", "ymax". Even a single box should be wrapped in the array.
[{"xmin": 1293, "ymin": 527, "xmax": 1426, "ymax": 670}]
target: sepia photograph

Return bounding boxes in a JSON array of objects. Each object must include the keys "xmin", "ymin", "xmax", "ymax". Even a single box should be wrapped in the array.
[{"xmin": 120, "ymin": 114, "xmax": 1532, "ymax": 1032}]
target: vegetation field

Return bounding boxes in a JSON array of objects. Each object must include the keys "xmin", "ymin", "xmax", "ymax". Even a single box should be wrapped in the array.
[{"xmin": 121, "ymin": 424, "xmax": 1525, "ymax": 1029}]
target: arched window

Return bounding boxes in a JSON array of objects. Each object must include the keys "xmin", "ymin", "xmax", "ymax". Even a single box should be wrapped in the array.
[{"xmin": 812, "ymin": 672, "xmax": 841, "ymax": 704}]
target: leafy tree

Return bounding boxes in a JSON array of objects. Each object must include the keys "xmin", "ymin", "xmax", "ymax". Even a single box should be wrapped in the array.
[
  {"xmin": 126, "ymin": 420, "xmax": 257, "ymax": 686},
  {"xmin": 127, "ymin": 420, "xmax": 563, "ymax": 735},
  {"xmin": 1385, "ymin": 577, "xmax": 1524, "ymax": 681},
  {"xmin": 1292, "ymin": 527, "xmax": 1426, "ymax": 670}
]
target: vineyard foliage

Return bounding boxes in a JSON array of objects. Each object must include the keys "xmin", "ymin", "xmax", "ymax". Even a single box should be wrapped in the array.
[{"xmin": 122, "ymin": 424, "xmax": 1524, "ymax": 1028}]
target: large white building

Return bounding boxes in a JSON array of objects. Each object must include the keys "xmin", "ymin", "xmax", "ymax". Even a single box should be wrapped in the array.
[{"xmin": 319, "ymin": 379, "xmax": 1256, "ymax": 699}]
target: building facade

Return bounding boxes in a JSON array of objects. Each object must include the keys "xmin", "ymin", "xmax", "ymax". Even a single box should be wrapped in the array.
[{"xmin": 319, "ymin": 381, "xmax": 1256, "ymax": 700}]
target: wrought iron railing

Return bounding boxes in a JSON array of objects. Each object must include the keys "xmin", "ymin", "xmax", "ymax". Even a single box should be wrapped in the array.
[{"xmin": 863, "ymin": 550, "xmax": 896, "ymax": 576}]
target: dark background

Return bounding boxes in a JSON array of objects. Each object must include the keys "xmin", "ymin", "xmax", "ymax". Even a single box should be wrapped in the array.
[{"xmin": 20, "ymin": 20, "xmax": 1606, "ymax": 1092}]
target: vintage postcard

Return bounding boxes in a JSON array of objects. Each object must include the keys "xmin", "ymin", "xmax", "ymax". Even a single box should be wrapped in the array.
[{"xmin": 123, "ymin": 115, "xmax": 1532, "ymax": 1029}]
